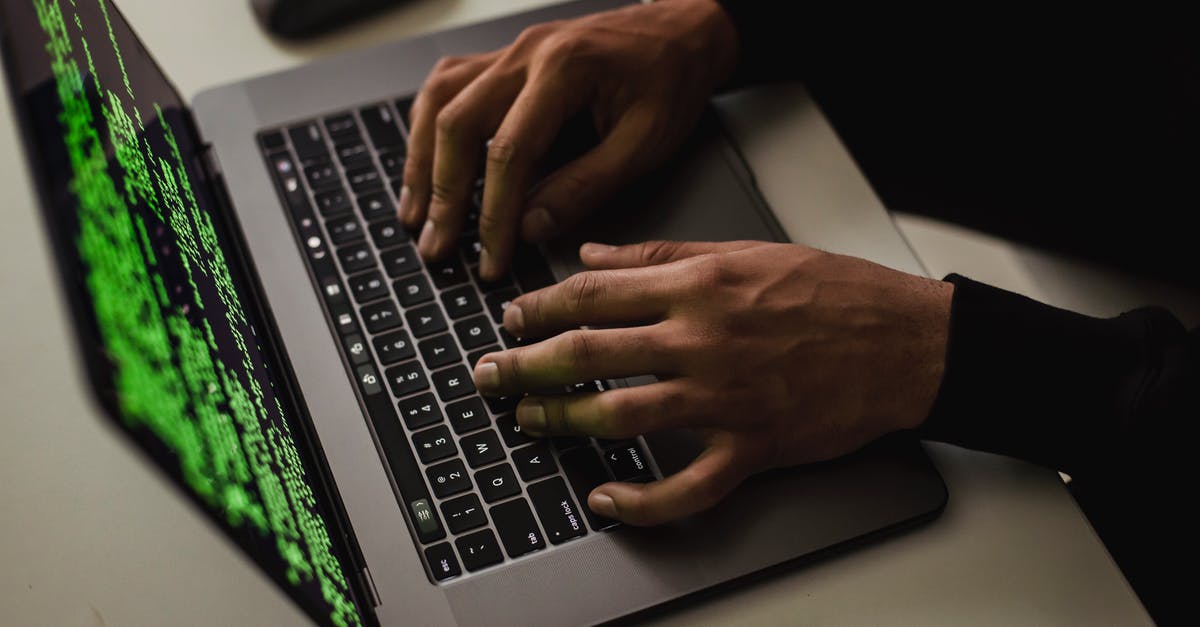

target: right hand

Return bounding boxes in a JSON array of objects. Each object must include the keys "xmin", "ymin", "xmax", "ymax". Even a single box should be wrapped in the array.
[{"xmin": 400, "ymin": 0, "xmax": 740, "ymax": 280}]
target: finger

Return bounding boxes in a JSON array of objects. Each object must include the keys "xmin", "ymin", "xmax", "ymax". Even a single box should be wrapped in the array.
[
  {"xmin": 472, "ymin": 325, "xmax": 678, "ymax": 397},
  {"xmin": 503, "ymin": 266, "xmax": 675, "ymax": 338},
  {"xmin": 401, "ymin": 53, "xmax": 497, "ymax": 230},
  {"xmin": 477, "ymin": 69, "xmax": 589, "ymax": 280},
  {"xmin": 588, "ymin": 442, "xmax": 748, "ymax": 526},
  {"xmin": 580, "ymin": 240, "xmax": 768, "ymax": 270},
  {"xmin": 418, "ymin": 66, "xmax": 524, "ymax": 260},
  {"xmin": 512, "ymin": 380, "xmax": 705, "ymax": 439},
  {"xmin": 520, "ymin": 110, "xmax": 662, "ymax": 243}
]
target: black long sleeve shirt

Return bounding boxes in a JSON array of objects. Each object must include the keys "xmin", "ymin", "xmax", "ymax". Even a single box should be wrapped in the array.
[{"xmin": 713, "ymin": 2, "xmax": 1198, "ymax": 622}]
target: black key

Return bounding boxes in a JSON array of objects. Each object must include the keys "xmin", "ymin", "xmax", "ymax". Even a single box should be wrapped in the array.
[
  {"xmin": 266, "ymin": 152, "xmax": 309, "ymax": 215},
  {"xmin": 399, "ymin": 392, "xmax": 442, "ymax": 430},
  {"xmin": 486, "ymin": 395, "xmax": 520, "ymax": 415},
  {"xmin": 337, "ymin": 243, "xmax": 375, "ymax": 274},
  {"xmin": 380, "ymin": 245, "xmax": 421, "ymax": 278},
  {"xmin": 379, "ymin": 149, "xmax": 405, "ymax": 178},
  {"xmin": 361, "ymin": 300, "xmax": 402, "ymax": 334},
  {"xmin": 552, "ymin": 437, "xmax": 590, "ymax": 452},
  {"xmin": 424, "ymin": 543, "xmax": 461, "ymax": 582},
  {"xmin": 455, "ymin": 529, "xmax": 503, "ymax": 572},
  {"xmin": 413, "ymin": 425, "xmax": 456, "ymax": 464},
  {"xmin": 335, "ymin": 141, "xmax": 372, "ymax": 167},
  {"xmin": 357, "ymin": 191, "xmax": 393, "ymax": 222},
  {"xmin": 440, "ymin": 286, "xmax": 482, "ymax": 319},
  {"xmin": 395, "ymin": 97, "xmax": 415, "ymax": 129},
  {"xmin": 385, "ymin": 361, "xmax": 428, "ymax": 397},
  {"xmin": 454, "ymin": 315, "xmax": 498, "ymax": 351},
  {"xmin": 326, "ymin": 215, "xmax": 364, "ymax": 245},
  {"xmin": 425, "ymin": 458, "xmax": 471, "ymax": 498},
  {"xmin": 513, "ymin": 245, "xmax": 557, "ymax": 293},
  {"xmin": 427, "ymin": 257, "xmax": 468, "ymax": 289},
  {"xmin": 323, "ymin": 113, "xmax": 360, "ymax": 141},
  {"xmin": 355, "ymin": 364, "xmax": 383, "ymax": 396},
  {"xmin": 440, "ymin": 493, "xmax": 487, "ymax": 534},
  {"xmin": 370, "ymin": 219, "xmax": 409, "ymax": 249},
  {"xmin": 528, "ymin": 477, "xmax": 588, "ymax": 545},
  {"xmin": 314, "ymin": 187, "xmax": 352, "ymax": 217},
  {"xmin": 498, "ymin": 328, "xmax": 529, "ymax": 349},
  {"xmin": 346, "ymin": 165, "xmax": 383, "ymax": 193},
  {"xmin": 512, "ymin": 442, "xmax": 557, "ymax": 482},
  {"xmin": 390, "ymin": 178, "xmax": 402, "ymax": 199},
  {"xmin": 373, "ymin": 329, "xmax": 415, "ymax": 365},
  {"xmin": 329, "ymin": 302, "xmax": 358, "ymax": 336},
  {"xmin": 304, "ymin": 161, "xmax": 339, "ymax": 190},
  {"xmin": 342, "ymin": 333, "xmax": 371, "ymax": 366},
  {"xmin": 394, "ymin": 275, "xmax": 434, "ymax": 307},
  {"xmin": 471, "ymin": 265, "xmax": 514, "ymax": 293},
  {"xmin": 348, "ymin": 271, "xmax": 388, "ymax": 303},
  {"xmin": 406, "ymin": 304, "xmax": 447, "ymax": 338},
  {"xmin": 446, "ymin": 397, "xmax": 490, "ymax": 434},
  {"xmin": 318, "ymin": 276, "xmax": 348, "ymax": 307},
  {"xmin": 568, "ymin": 380, "xmax": 607, "ymax": 395},
  {"xmin": 475, "ymin": 463, "xmax": 520, "ymax": 503},
  {"xmin": 461, "ymin": 430, "xmax": 504, "ymax": 468},
  {"xmin": 490, "ymin": 498, "xmax": 545, "ymax": 558},
  {"xmin": 466, "ymin": 346, "xmax": 499, "ymax": 369},
  {"xmin": 259, "ymin": 130, "xmax": 285, "ymax": 150},
  {"xmin": 560, "ymin": 447, "xmax": 618, "ymax": 530},
  {"xmin": 360, "ymin": 103, "xmax": 405, "ymax": 149},
  {"xmin": 484, "ymin": 289, "xmax": 519, "ymax": 325},
  {"xmin": 419, "ymin": 334, "xmax": 461, "ymax": 369},
  {"xmin": 603, "ymin": 441, "xmax": 654, "ymax": 482},
  {"xmin": 433, "ymin": 365, "xmax": 475, "ymax": 402},
  {"xmin": 459, "ymin": 235, "xmax": 482, "ymax": 265},
  {"xmin": 287, "ymin": 122, "xmax": 327, "ymax": 159}
]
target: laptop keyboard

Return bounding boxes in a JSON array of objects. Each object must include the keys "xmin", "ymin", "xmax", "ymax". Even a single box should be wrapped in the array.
[{"xmin": 257, "ymin": 99, "xmax": 658, "ymax": 583}]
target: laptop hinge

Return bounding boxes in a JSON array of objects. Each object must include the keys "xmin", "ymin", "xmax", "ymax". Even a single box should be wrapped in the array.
[{"xmin": 358, "ymin": 566, "xmax": 382, "ymax": 608}]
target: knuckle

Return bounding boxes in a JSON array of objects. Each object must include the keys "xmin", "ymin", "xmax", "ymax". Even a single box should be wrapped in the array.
[
  {"xmin": 561, "ymin": 329, "xmax": 597, "ymax": 370},
  {"xmin": 485, "ymin": 135, "xmax": 520, "ymax": 172},
  {"xmin": 431, "ymin": 55, "xmax": 464, "ymax": 73},
  {"xmin": 543, "ymin": 396, "xmax": 572, "ymax": 434},
  {"xmin": 434, "ymin": 103, "xmax": 468, "ymax": 139},
  {"xmin": 476, "ymin": 209, "xmax": 508, "ymax": 237},
  {"xmin": 639, "ymin": 241, "xmax": 678, "ymax": 265},
  {"xmin": 563, "ymin": 272, "xmax": 603, "ymax": 316},
  {"xmin": 428, "ymin": 178, "xmax": 461, "ymax": 207}
]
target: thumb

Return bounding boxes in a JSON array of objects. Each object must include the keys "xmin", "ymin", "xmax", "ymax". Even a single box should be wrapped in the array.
[{"xmin": 580, "ymin": 240, "xmax": 767, "ymax": 269}]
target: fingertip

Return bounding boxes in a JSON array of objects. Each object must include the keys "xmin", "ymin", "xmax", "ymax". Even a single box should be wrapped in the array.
[
  {"xmin": 397, "ymin": 185, "xmax": 412, "ymax": 222},
  {"xmin": 579, "ymin": 242, "xmax": 617, "ymax": 258},
  {"xmin": 588, "ymin": 490, "xmax": 617, "ymax": 518},
  {"xmin": 472, "ymin": 359, "xmax": 500, "ymax": 394},
  {"xmin": 502, "ymin": 303, "xmax": 525, "ymax": 336}
]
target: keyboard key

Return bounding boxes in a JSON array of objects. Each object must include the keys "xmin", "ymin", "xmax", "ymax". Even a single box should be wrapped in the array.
[
  {"xmin": 304, "ymin": 162, "xmax": 339, "ymax": 191},
  {"xmin": 329, "ymin": 302, "xmax": 358, "ymax": 336},
  {"xmin": 360, "ymin": 103, "xmax": 405, "ymax": 149},
  {"xmin": 399, "ymin": 392, "xmax": 442, "ymax": 430},
  {"xmin": 385, "ymin": 361, "xmax": 428, "ymax": 397},
  {"xmin": 461, "ymin": 430, "xmax": 504, "ymax": 468},
  {"xmin": 498, "ymin": 328, "xmax": 528, "ymax": 349},
  {"xmin": 346, "ymin": 165, "xmax": 383, "ymax": 193},
  {"xmin": 512, "ymin": 442, "xmax": 557, "ymax": 481},
  {"xmin": 486, "ymin": 395, "xmax": 520, "ymax": 416},
  {"xmin": 490, "ymin": 498, "xmax": 545, "ymax": 558},
  {"xmin": 336, "ymin": 243, "xmax": 375, "ymax": 274},
  {"xmin": 357, "ymin": 191, "xmax": 393, "ymax": 222},
  {"xmin": 471, "ymin": 265, "xmax": 514, "ymax": 293},
  {"xmin": 394, "ymin": 275, "xmax": 434, "ymax": 307},
  {"xmin": 419, "ymin": 334, "xmax": 461, "ymax": 369},
  {"xmin": 406, "ymin": 304, "xmax": 447, "ymax": 338},
  {"xmin": 560, "ymin": 447, "xmax": 619, "ymax": 530},
  {"xmin": 475, "ymin": 463, "xmax": 520, "ymax": 503},
  {"xmin": 335, "ymin": 141, "xmax": 371, "ymax": 167},
  {"xmin": 326, "ymin": 215, "xmax": 364, "ymax": 245},
  {"xmin": 314, "ymin": 187, "xmax": 352, "ymax": 216},
  {"xmin": 266, "ymin": 152, "xmax": 309, "ymax": 216},
  {"xmin": 362, "ymin": 300, "xmax": 402, "ymax": 334},
  {"xmin": 409, "ymin": 497, "xmax": 444, "ymax": 544},
  {"xmin": 348, "ymin": 271, "xmax": 388, "ymax": 303},
  {"xmin": 528, "ymin": 477, "xmax": 587, "ymax": 545},
  {"xmin": 395, "ymin": 97, "xmax": 415, "ymax": 129},
  {"xmin": 373, "ymin": 329, "xmax": 415, "ymax": 365},
  {"xmin": 466, "ymin": 346, "xmax": 499, "ymax": 368},
  {"xmin": 379, "ymin": 149, "xmax": 405, "ymax": 178},
  {"xmin": 446, "ymin": 397, "xmax": 490, "ymax": 434},
  {"xmin": 433, "ymin": 365, "xmax": 475, "ymax": 402},
  {"xmin": 485, "ymin": 289, "xmax": 519, "ymax": 324},
  {"xmin": 440, "ymin": 493, "xmax": 487, "ymax": 534},
  {"xmin": 370, "ymin": 219, "xmax": 409, "ymax": 249},
  {"xmin": 427, "ymin": 257, "xmax": 468, "ymax": 289},
  {"xmin": 380, "ymin": 245, "xmax": 421, "ymax": 278},
  {"xmin": 440, "ymin": 286, "xmax": 482, "ymax": 319},
  {"xmin": 552, "ymin": 436, "xmax": 590, "ymax": 452},
  {"xmin": 455, "ymin": 529, "xmax": 503, "ymax": 572},
  {"xmin": 426, "ymin": 458, "xmax": 471, "ymax": 498},
  {"xmin": 513, "ymin": 245, "xmax": 557, "ymax": 293},
  {"xmin": 355, "ymin": 364, "xmax": 383, "ymax": 396},
  {"xmin": 342, "ymin": 333, "xmax": 371, "ymax": 366},
  {"xmin": 454, "ymin": 315, "xmax": 498, "ymax": 350},
  {"xmin": 459, "ymin": 235, "xmax": 482, "ymax": 265},
  {"xmin": 287, "ymin": 122, "xmax": 327, "ymax": 159},
  {"xmin": 424, "ymin": 543, "xmax": 461, "ymax": 582},
  {"xmin": 323, "ymin": 113, "xmax": 360, "ymax": 141},
  {"xmin": 413, "ymin": 425, "xmax": 456, "ymax": 464},
  {"xmin": 602, "ymin": 441, "xmax": 654, "ymax": 482}
]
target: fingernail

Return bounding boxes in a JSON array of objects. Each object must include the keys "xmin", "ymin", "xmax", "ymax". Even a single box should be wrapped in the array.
[
  {"xmin": 522, "ymin": 207, "xmax": 557, "ymax": 241},
  {"xmin": 397, "ymin": 185, "xmax": 411, "ymax": 222},
  {"xmin": 517, "ymin": 401, "xmax": 545, "ymax": 434},
  {"xmin": 580, "ymin": 242, "xmax": 616, "ymax": 256},
  {"xmin": 473, "ymin": 361, "xmax": 500, "ymax": 392},
  {"xmin": 589, "ymin": 492, "xmax": 616, "ymax": 518},
  {"xmin": 418, "ymin": 219, "xmax": 438, "ymax": 256},
  {"xmin": 503, "ymin": 303, "xmax": 525, "ymax": 335},
  {"xmin": 479, "ymin": 247, "xmax": 495, "ymax": 280}
]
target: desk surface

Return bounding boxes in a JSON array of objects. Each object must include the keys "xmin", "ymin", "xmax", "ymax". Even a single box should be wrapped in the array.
[{"xmin": 2, "ymin": 1, "xmax": 1182, "ymax": 624}]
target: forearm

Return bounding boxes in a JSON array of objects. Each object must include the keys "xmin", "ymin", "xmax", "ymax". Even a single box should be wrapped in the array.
[{"xmin": 919, "ymin": 275, "xmax": 1199, "ymax": 479}]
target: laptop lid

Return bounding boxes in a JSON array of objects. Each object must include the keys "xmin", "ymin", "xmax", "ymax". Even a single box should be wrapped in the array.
[{"xmin": 0, "ymin": 1, "xmax": 371, "ymax": 624}]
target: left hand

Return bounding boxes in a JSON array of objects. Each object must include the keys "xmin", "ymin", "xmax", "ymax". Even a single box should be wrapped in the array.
[{"xmin": 471, "ymin": 240, "xmax": 953, "ymax": 526}]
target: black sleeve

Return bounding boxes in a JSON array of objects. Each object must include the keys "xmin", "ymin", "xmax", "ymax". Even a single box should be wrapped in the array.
[{"xmin": 919, "ymin": 274, "xmax": 1200, "ymax": 480}]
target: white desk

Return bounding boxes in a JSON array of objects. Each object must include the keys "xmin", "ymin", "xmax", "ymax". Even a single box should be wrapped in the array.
[{"xmin": 4, "ymin": 1, "xmax": 1188, "ymax": 624}]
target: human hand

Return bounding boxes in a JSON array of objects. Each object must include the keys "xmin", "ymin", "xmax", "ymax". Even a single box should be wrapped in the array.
[
  {"xmin": 471, "ymin": 241, "xmax": 953, "ymax": 525},
  {"xmin": 400, "ymin": 0, "xmax": 739, "ymax": 280}
]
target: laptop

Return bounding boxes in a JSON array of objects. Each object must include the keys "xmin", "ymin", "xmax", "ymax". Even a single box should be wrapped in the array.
[{"xmin": 0, "ymin": 0, "xmax": 947, "ymax": 624}]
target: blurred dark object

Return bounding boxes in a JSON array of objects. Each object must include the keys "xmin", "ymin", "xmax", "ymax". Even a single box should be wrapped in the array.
[{"xmin": 251, "ymin": 0, "xmax": 406, "ymax": 39}]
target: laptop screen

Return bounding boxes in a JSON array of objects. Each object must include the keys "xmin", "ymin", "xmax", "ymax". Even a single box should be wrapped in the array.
[{"xmin": 0, "ymin": 1, "xmax": 366, "ymax": 624}]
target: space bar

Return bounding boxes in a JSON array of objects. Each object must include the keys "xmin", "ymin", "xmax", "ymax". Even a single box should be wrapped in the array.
[{"xmin": 360, "ymin": 387, "xmax": 445, "ymax": 544}]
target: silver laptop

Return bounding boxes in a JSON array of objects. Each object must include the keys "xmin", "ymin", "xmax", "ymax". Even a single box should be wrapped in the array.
[{"xmin": 0, "ymin": 0, "xmax": 946, "ymax": 624}]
